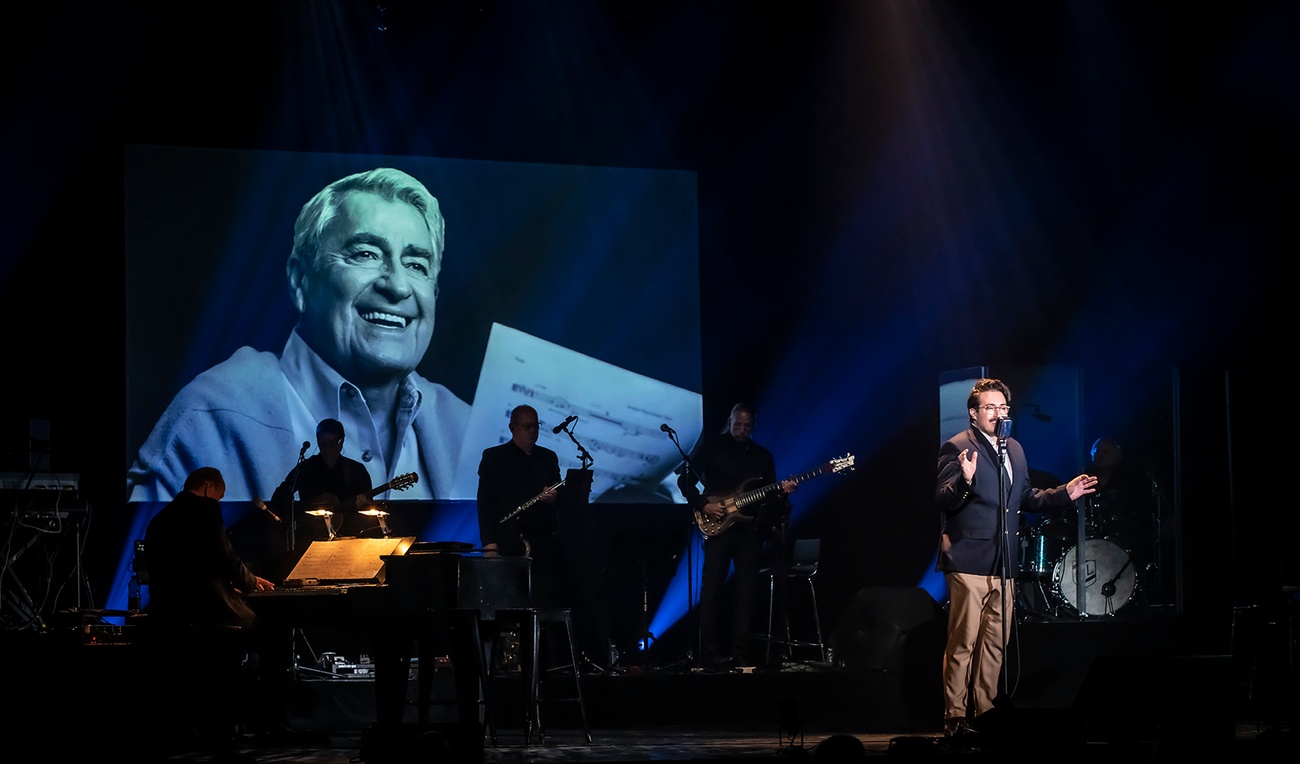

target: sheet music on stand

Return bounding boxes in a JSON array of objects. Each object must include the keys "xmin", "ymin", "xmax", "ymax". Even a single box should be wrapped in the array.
[{"xmin": 283, "ymin": 537, "xmax": 415, "ymax": 586}]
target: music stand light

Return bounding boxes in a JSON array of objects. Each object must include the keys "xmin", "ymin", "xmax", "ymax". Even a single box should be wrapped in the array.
[
  {"xmin": 358, "ymin": 505, "xmax": 392, "ymax": 536},
  {"xmin": 304, "ymin": 508, "xmax": 337, "ymax": 539}
]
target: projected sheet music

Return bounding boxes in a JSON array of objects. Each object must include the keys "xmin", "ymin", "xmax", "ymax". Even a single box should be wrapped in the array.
[{"xmin": 454, "ymin": 324, "xmax": 702, "ymax": 503}]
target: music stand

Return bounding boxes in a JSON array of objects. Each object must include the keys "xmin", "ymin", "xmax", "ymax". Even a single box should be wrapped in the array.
[{"xmin": 283, "ymin": 537, "xmax": 416, "ymax": 586}]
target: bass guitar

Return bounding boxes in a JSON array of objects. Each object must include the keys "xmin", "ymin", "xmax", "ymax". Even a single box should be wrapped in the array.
[{"xmin": 694, "ymin": 454, "xmax": 855, "ymax": 538}]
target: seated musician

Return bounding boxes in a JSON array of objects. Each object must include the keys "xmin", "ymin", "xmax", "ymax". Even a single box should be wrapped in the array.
[
  {"xmin": 141, "ymin": 467, "xmax": 280, "ymax": 752},
  {"xmin": 476, "ymin": 404, "xmax": 562, "ymax": 605}
]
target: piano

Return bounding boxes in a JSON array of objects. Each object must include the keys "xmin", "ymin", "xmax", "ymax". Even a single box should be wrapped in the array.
[{"xmin": 247, "ymin": 543, "xmax": 531, "ymax": 727}]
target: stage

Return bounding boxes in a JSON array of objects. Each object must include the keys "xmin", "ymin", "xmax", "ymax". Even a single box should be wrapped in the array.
[{"xmin": 9, "ymin": 604, "xmax": 1295, "ymax": 761}]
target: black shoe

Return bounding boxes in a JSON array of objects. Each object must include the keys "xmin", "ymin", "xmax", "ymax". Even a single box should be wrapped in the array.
[{"xmin": 943, "ymin": 717, "xmax": 979, "ymax": 740}]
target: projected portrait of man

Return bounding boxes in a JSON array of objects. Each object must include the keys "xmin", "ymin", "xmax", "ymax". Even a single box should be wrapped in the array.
[{"xmin": 126, "ymin": 168, "xmax": 470, "ymax": 503}]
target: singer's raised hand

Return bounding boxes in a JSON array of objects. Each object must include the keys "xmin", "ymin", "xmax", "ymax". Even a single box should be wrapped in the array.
[
  {"xmin": 1066, "ymin": 473, "xmax": 1099, "ymax": 501},
  {"xmin": 958, "ymin": 448, "xmax": 978, "ymax": 483}
]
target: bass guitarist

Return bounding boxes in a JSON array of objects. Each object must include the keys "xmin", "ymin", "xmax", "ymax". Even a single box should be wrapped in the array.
[{"xmin": 677, "ymin": 402, "xmax": 796, "ymax": 668}]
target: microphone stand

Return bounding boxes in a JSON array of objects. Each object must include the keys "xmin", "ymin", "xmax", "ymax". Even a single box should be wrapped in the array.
[
  {"xmin": 555, "ymin": 421, "xmax": 603, "ymax": 669},
  {"xmin": 666, "ymin": 427, "xmax": 704, "ymax": 669},
  {"xmin": 995, "ymin": 418, "xmax": 1012, "ymax": 696},
  {"xmin": 283, "ymin": 444, "xmax": 310, "ymax": 673},
  {"xmin": 557, "ymin": 422, "xmax": 594, "ymax": 471},
  {"xmin": 286, "ymin": 445, "xmax": 310, "ymax": 556}
]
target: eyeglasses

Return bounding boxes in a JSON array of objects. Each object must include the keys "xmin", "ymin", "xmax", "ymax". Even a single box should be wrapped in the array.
[{"xmin": 977, "ymin": 405, "xmax": 1010, "ymax": 414}]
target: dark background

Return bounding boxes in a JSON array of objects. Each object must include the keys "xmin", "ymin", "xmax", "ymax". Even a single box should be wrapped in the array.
[{"xmin": 0, "ymin": 2, "xmax": 1290, "ymax": 659}]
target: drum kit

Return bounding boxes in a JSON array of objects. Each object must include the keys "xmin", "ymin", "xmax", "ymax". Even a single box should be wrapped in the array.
[{"xmin": 1020, "ymin": 500, "xmax": 1151, "ymax": 618}]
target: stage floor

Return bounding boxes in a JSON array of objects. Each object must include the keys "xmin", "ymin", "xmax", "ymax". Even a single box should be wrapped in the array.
[
  {"xmin": 11, "ymin": 605, "xmax": 1297, "ymax": 761},
  {"xmin": 139, "ymin": 720, "xmax": 1287, "ymax": 763}
]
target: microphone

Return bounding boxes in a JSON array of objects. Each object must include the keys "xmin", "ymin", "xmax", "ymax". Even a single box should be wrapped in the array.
[
  {"xmin": 660, "ymin": 423, "xmax": 676, "ymax": 436},
  {"xmin": 299, "ymin": 441, "xmax": 311, "ymax": 458},
  {"xmin": 552, "ymin": 415, "xmax": 578, "ymax": 434},
  {"xmin": 253, "ymin": 497, "xmax": 281, "ymax": 523},
  {"xmin": 995, "ymin": 417, "xmax": 1013, "ymax": 441}
]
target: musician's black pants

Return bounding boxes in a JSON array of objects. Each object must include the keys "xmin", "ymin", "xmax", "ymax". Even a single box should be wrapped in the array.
[
  {"xmin": 137, "ymin": 618, "xmax": 294, "ymax": 752},
  {"xmin": 137, "ymin": 620, "xmax": 246, "ymax": 754},
  {"xmin": 698, "ymin": 520, "xmax": 761, "ymax": 662}
]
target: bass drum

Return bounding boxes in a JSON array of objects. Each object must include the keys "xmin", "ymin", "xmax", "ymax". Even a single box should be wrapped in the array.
[{"xmin": 1050, "ymin": 538, "xmax": 1137, "ymax": 616}]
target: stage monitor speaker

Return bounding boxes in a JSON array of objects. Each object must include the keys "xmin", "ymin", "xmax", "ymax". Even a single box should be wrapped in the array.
[
  {"xmin": 1072, "ymin": 653, "xmax": 1233, "ymax": 753},
  {"xmin": 830, "ymin": 586, "xmax": 944, "ymax": 671}
]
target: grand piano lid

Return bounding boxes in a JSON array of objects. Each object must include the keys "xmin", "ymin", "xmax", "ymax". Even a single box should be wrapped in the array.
[{"xmin": 405, "ymin": 540, "xmax": 477, "ymax": 554}]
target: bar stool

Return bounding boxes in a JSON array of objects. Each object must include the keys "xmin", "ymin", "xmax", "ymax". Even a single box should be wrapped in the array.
[
  {"xmin": 414, "ymin": 608, "xmax": 489, "ymax": 731},
  {"xmin": 763, "ymin": 538, "xmax": 827, "ymax": 664},
  {"xmin": 486, "ymin": 607, "xmax": 592, "ymax": 744}
]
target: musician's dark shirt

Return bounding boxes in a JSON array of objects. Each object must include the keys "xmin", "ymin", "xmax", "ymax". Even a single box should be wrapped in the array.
[
  {"xmin": 143, "ymin": 489, "xmax": 260, "ymax": 628},
  {"xmin": 477, "ymin": 440, "xmax": 561, "ymax": 556},
  {"xmin": 270, "ymin": 453, "xmax": 373, "ymax": 539},
  {"xmin": 677, "ymin": 432, "xmax": 778, "ymax": 513}
]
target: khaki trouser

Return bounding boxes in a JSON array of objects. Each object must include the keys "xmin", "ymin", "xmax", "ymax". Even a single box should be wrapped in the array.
[{"xmin": 942, "ymin": 572, "xmax": 1014, "ymax": 720}]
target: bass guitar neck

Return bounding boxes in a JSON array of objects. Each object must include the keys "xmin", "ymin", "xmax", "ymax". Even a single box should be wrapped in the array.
[{"xmin": 694, "ymin": 453, "xmax": 855, "ymax": 537}]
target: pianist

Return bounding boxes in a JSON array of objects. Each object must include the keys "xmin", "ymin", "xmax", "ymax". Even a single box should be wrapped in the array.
[
  {"xmin": 143, "ymin": 467, "xmax": 275, "ymax": 628},
  {"xmin": 141, "ymin": 467, "xmax": 280, "ymax": 752}
]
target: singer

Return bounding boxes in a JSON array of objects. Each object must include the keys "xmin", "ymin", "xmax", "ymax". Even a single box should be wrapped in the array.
[{"xmin": 934, "ymin": 378, "xmax": 1097, "ymax": 740}]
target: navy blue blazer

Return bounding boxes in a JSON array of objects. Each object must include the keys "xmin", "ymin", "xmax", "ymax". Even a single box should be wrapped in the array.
[{"xmin": 935, "ymin": 425, "xmax": 1074, "ymax": 576}]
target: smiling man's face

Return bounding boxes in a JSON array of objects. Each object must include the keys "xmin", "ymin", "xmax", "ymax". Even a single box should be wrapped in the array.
[{"xmin": 292, "ymin": 191, "xmax": 439, "ymax": 385}]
